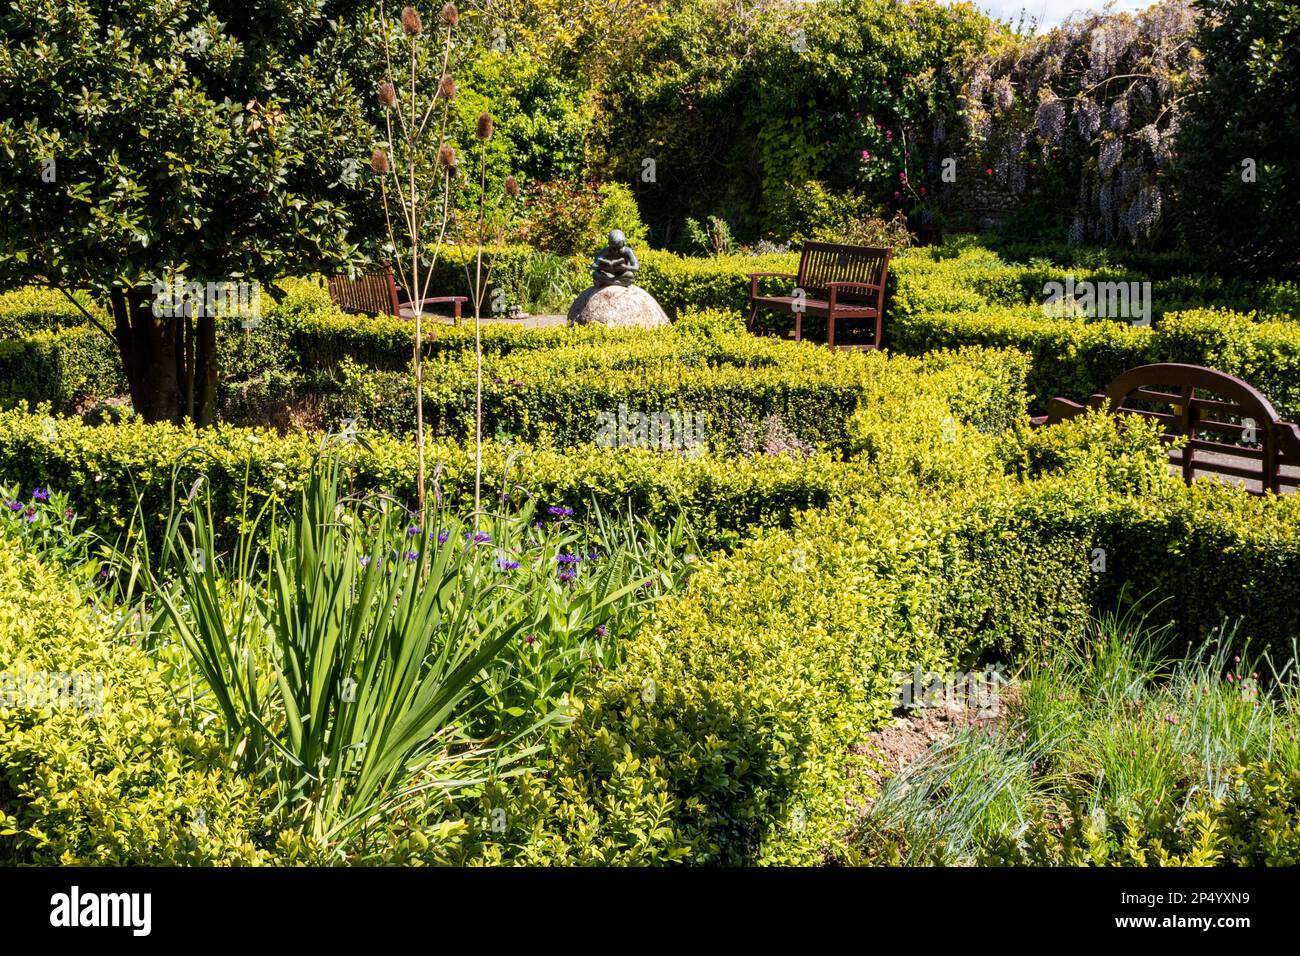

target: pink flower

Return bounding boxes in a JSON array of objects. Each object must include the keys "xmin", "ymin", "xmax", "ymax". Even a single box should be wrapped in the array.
[
  {"xmin": 893, "ymin": 190, "xmax": 902, "ymax": 201},
  {"xmin": 920, "ymin": 186, "xmax": 926, "ymax": 195},
  {"xmin": 861, "ymin": 149, "xmax": 871, "ymax": 160}
]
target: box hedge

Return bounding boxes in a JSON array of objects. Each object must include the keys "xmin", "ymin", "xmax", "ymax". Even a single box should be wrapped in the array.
[{"xmin": 0, "ymin": 540, "xmax": 271, "ymax": 864}]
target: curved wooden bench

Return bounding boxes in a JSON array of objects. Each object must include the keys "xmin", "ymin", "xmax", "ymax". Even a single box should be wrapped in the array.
[
  {"xmin": 329, "ymin": 266, "xmax": 466, "ymax": 322},
  {"xmin": 1033, "ymin": 363, "xmax": 1300, "ymax": 494},
  {"xmin": 746, "ymin": 242, "xmax": 890, "ymax": 350}
]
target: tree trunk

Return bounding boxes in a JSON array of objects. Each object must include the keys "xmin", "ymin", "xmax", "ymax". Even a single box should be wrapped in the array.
[{"xmin": 108, "ymin": 287, "xmax": 219, "ymax": 425}]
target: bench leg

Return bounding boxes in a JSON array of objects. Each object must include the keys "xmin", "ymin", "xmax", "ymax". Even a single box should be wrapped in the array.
[
  {"xmin": 747, "ymin": 302, "xmax": 759, "ymax": 335},
  {"xmin": 827, "ymin": 313, "xmax": 836, "ymax": 350},
  {"xmin": 794, "ymin": 310, "xmax": 802, "ymax": 342}
]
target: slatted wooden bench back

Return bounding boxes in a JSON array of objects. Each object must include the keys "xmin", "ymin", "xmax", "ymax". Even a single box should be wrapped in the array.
[
  {"xmin": 1041, "ymin": 363, "xmax": 1300, "ymax": 494},
  {"xmin": 797, "ymin": 242, "xmax": 890, "ymax": 303},
  {"xmin": 328, "ymin": 269, "xmax": 401, "ymax": 317}
]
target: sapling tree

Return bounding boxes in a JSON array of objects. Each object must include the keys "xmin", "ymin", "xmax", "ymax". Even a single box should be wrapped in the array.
[
  {"xmin": 371, "ymin": 0, "xmax": 465, "ymax": 513},
  {"xmin": 464, "ymin": 111, "xmax": 520, "ymax": 522}
]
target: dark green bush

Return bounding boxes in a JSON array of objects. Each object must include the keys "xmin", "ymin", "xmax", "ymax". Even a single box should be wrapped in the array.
[{"xmin": 0, "ymin": 326, "xmax": 123, "ymax": 412}]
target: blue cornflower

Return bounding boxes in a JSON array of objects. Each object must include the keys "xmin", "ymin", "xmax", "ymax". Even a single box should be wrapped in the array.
[
  {"xmin": 5, "ymin": 500, "xmax": 21, "ymax": 513},
  {"xmin": 32, "ymin": 488, "xmax": 50, "ymax": 502},
  {"xmin": 556, "ymin": 553, "xmax": 581, "ymax": 566}
]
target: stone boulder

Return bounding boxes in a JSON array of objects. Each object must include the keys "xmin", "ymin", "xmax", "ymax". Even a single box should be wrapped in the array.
[{"xmin": 567, "ymin": 283, "xmax": 670, "ymax": 329}]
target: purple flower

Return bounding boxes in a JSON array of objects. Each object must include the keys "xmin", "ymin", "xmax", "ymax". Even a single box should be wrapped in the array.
[
  {"xmin": 587, "ymin": 551, "xmax": 600, "ymax": 562},
  {"xmin": 407, "ymin": 524, "xmax": 422, "ymax": 536},
  {"xmin": 405, "ymin": 550, "xmax": 420, "ymax": 561},
  {"xmin": 359, "ymin": 555, "xmax": 372, "ymax": 568},
  {"xmin": 32, "ymin": 488, "xmax": 50, "ymax": 502},
  {"xmin": 64, "ymin": 508, "xmax": 75, "ymax": 521},
  {"xmin": 557, "ymin": 553, "xmax": 580, "ymax": 565},
  {"xmin": 435, "ymin": 530, "xmax": 450, "ymax": 544},
  {"xmin": 547, "ymin": 506, "xmax": 574, "ymax": 518},
  {"xmin": 23, "ymin": 507, "xmax": 37, "ymax": 523},
  {"xmin": 496, "ymin": 558, "xmax": 520, "ymax": 571},
  {"xmin": 558, "ymin": 569, "xmax": 576, "ymax": 583},
  {"xmin": 523, "ymin": 633, "xmax": 536, "ymax": 646},
  {"xmin": 595, "ymin": 625, "xmax": 607, "ymax": 638},
  {"xmin": 466, "ymin": 530, "xmax": 491, "ymax": 544},
  {"xmin": 5, "ymin": 500, "xmax": 21, "ymax": 513}
]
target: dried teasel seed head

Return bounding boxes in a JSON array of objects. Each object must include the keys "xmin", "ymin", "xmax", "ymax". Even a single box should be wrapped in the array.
[
  {"xmin": 438, "ymin": 73, "xmax": 457, "ymax": 100},
  {"xmin": 370, "ymin": 148, "xmax": 391, "ymax": 174},
  {"xmin": 476, "ymin": 112, "xmax": 494, "ymax": 141},
  {"xmin": 438, "ymin": 143, "xmax": 456, "ymax": 170},
  {"xmin": 378, "ymin": 82, "xmax": 397, "ymax": 108},
  {"xmin": 401, "ymin": 6, "xmax": 423, "ymax": 35},
  {"xmin": 504, "ymin": 174, "xmax": 520, "ymax": 198},
  {"xmin": 440, "ymin": 3, "xmax": 458, "ymax": 25}
]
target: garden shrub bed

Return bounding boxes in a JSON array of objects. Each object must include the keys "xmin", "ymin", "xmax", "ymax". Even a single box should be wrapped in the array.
[
  {"xmin": 325, "ymin": 332, "xmax": 1030, "ymax": 453},
  {"xmin": 0, "ymin": 540, "xmax": 270, "ymax": 864},
  {"xmin": 5, "ymin": 409, "xmax": 1300, "ymax": 865}
]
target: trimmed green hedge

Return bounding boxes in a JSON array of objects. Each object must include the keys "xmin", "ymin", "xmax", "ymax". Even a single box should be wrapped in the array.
[
  {"xmin": 4, "ymin": 408, "xmax": 1300, "ymax": 865},
  {"xmin": 458, "ymin": 425, "xmax": 1300, "ymax": 864},
  {"xmin": 322, "ymin": 328, "xmax": 1031, "ymax": 454},
  {"xmin": 887, "ymin": 245, "xmax": 1300, "ymax": 415},
  {"xmin": 0, "ymin": 325, "xmax": 123, "ymax": 413},
  {"xmin": 0, "ymin": 540, "xmax": 270, "ymax": 864}
]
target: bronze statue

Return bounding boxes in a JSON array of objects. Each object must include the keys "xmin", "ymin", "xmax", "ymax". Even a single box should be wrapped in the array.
[{"xmin": 591, "ymin": 229, "xmax": 639, "ymax": 287}]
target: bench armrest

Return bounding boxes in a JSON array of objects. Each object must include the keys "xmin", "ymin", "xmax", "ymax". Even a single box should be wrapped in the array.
[
  {"xmin": 414, "ymin": 296, "xmax": 469, "ymax": 305},
  {"xmin": 747, "ymin": 272, "xmax": 797, "ymax": 299},
  {"xmin": 1039, "ymin": 397, "xmax": 1087, "ymax": 425},
  {"xmin": 826, "ymin": 281, "xmax": 879, "ymax": 290}
]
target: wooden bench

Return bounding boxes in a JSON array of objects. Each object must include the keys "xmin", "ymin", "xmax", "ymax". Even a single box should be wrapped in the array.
[
  {"xmin": 1032, "ymin": 363, "xmax": 1300, "ymax": 494},
  {"xmin": 328, "ymin": 267, "xmax": 466, "ymax": 322},
  {"xmin": 746, "ymin": 242, "xmax": 891, "ymax": 349}
]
